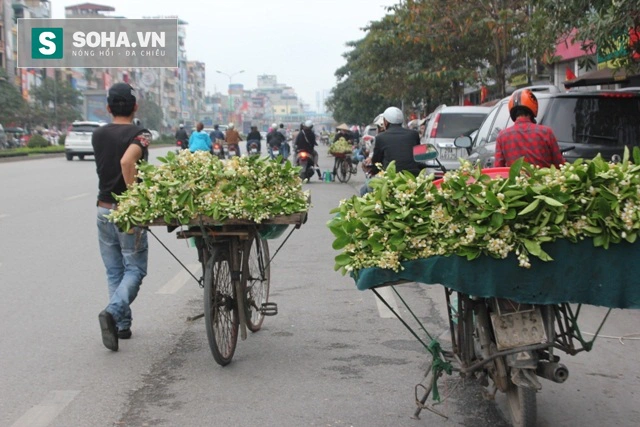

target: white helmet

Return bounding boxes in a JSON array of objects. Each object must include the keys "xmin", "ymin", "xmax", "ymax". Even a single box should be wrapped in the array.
[
  {"xmin": 373, "ymin": 114, "xmax": 384, "ymax": 127},
  {"xmin": 304, "ymin": 120, "xmax": 313, "ymax": 128},
  {"xmin": 271, "ymin": 123, "xmax": 277, "ymax": 129},
  {"xmin": 383, "ymin": 106, "xmax": 404, "ymax": 124},
  {"xmin": 228, "ymin": 123, "xmax": 234, "ymax": 129}
]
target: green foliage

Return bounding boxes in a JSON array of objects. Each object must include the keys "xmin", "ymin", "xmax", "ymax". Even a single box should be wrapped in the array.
[
  {"xmin": 108, "ymin": 151, "xmax": 310, "ymax": 232},
  {"xmin": 329, "ymin": 138, "xmax": 354, "ymax": 154},
  {"xmin": 329, "ymin": 148, "xmax": 640, "ymax": 274},
  {"xmin": 153, "ymin": 134, "xmax": 174, "ymax": 145},
  {"xmin": 0, "ymin": 145, "xmax": 65, "ymax": 158},
  {"xmin": 27, "ymin": 134, "xmax": 49, "ymax": 148},
  {"xmin": 29, "ymin": 77, "xmax": 82, "ymax": 128},
  {"xmin": 0, "ymin": 69, "xmax": 27, "ymax": 124},
  {"xmin": 136, "ymin": 99, "xmax": 163, "ymax": 132},
  {"xmin": 529, "ymin": 0, "xmax": 640, "ymax": 71}
]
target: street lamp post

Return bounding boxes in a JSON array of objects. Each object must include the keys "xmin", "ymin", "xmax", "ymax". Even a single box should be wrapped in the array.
[{"xmin": 216, "ymin": 69, "xmax": 244, "ymax": 124}]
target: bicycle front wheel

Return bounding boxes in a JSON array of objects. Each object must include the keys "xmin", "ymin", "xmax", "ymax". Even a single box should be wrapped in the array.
[
  {"xmin": 245, "ymin": 236, "xmax": 270, "ymax": 332},
  {"xmin": 204, "ymin": 246, "xmax": 239, "ymax": 366}
]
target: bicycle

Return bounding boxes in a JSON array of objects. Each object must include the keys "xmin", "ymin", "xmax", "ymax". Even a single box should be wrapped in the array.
[
  {"xmin": 147, "ymin": 213, "xmax": 306, "ymax": 366},
  {"xmin": 332, "ymin": 153, "xmax": 356, "ymax": 183}
]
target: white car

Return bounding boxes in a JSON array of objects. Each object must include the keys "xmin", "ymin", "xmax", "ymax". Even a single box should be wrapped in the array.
[
  {"xmin": 422, "ymin": 105, "xmax": 492, "ymax": 170},
  {"xmin": 64, "ymin": 121, "xmax": 105, "ymax": 161}
]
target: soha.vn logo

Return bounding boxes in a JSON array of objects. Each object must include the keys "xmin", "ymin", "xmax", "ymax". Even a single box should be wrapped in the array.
[{"xmin": 31, "ymin": 27, "xmax": 63, "ymax": 59}]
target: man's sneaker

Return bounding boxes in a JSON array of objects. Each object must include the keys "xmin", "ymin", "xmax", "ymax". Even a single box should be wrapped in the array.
[
  {"xmin": 118, "ymin": 328, "xmax": 132, "ymax": 339},
  {"xmin": 98, "ymin": 310, "xmax": 118, "ymax": 351}
]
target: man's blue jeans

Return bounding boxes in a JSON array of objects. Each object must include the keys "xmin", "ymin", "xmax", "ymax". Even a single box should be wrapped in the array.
[{"xmin": 97, "ymin": 207, "xmax": 148, "ymax": 331}]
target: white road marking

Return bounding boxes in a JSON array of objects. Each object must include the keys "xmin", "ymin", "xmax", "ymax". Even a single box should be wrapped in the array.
[
  {"xmin": 375, "ymin": 286, "xmax": 401, "ymax": 318},
  {"xmin": 0, "ymin": 214, "xmax": 8, "ymax": 219},
  {"xmin": 11, "ymin": 390, "xmax": 79, "ymax": 427},
  {"xmin": 64, "ymin": 193, "xmax": 89, "ymax": 201},
  {"xmin": 156, "ymin": 263, "xmax": 201, "ymax": 294}
]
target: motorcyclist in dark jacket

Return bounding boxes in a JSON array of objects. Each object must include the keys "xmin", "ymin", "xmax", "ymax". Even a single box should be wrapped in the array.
[
  {"xmin": 267, "ymin": 124, "xmax": 286, "ymax": 158},
  {"xmin": 209, "ymin": 124, "xmax": 225, "ymax": 142},
  {"xmin": 246, "ymin": 126, "xmax": 262, "ymax": 154},
  {"xmin": 370, "ymin": 106, "xmax": 426, "ymax": 176},
  {"xmin": 175, "ymin": 124, "xmax": 189, "ymax": 150},
  {"xmin": 294, "ymin": 120, "xmax": 322, "ymax": 179}
]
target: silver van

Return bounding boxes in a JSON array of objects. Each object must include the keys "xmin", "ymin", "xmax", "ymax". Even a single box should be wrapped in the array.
[{"xmin": 422, "ymin": 105, "xmax": 492, "ymax": 170}]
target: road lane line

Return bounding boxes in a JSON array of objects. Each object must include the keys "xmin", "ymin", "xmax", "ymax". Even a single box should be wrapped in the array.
[
  {"xmin": 11, "ymin": 390, "xmax": 79, "ymax": 427},
  {"xmin": 64, "ymin": 193, "xmax": 89, "ymax": 201},
  {"xmin": 375, "ymin": 286, "xmax": 401, "ymax": 318},
  {"xmin": 0, "ymin": 214, "xmax": 9, "ymax": 219},
  {"xmin": 156, "ymin": 263, "xmax": 200, "ymax": 294}
]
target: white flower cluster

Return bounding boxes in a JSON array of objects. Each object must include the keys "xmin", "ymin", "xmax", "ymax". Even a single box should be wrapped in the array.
[
  {"xmin": 108, "ymin": 150, "xmax": 309, "ymax": 231},
  {"xmin": 329, "ymin": 151, "xmax": 640, "ymax": 275}
]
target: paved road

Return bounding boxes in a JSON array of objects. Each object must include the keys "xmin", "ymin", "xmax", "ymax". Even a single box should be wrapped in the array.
[{"xmin": 0, "ymin": 144, "xmax": 638, "ymax": 426}]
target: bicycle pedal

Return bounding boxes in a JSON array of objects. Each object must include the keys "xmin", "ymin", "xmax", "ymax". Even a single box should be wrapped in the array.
[{"xmin": 260, "ymin": 302, "xmax": 278, "ymax": 316}]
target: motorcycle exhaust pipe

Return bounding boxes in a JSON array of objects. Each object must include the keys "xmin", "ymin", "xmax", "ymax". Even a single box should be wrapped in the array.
[{"xmin": 536, "ymin": 362, "xmax": 569, "ymax": 383}]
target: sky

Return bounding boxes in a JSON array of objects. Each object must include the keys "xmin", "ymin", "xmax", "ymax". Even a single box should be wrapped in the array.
[{"xmin": 51, "ymin": 0, "xmax": 399, "ymax": 110}]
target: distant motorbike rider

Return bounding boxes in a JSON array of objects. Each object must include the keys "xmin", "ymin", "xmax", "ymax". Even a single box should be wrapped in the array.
[
  {"xmin": 294, "ymin": 120, "xmax": 322, "ymax": 179},
  {"xmin": 224, "ymin": 123, "xmax": 242, "ymax": 157},
  {"xmin": 209, "ymin": 124, "xmax": 225, "ymax": 142},
  {"xmin": 188, "ymin": 122, "xmax": 212, "ymax": 153},
  {"xmin": 175, "ymin": 124, "xmax": 189, "ymax": 150},
  {"xmin": 267, "ymin": 123, "xmax": 286, "ymax": 158},
  {"xmin": 246, "ymin": 125, "xmax": 262, "ymax": 154}
]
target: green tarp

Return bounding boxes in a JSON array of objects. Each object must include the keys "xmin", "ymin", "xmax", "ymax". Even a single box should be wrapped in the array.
[{"xmin": 354, "ymin": 239, "xmax": 640, "ymax": 309}]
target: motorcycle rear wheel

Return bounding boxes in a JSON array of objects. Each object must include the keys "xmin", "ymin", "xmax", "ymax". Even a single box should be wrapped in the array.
[{"xmin": 506, "ymin": 382, "xmax": 537, "ymax": 427}]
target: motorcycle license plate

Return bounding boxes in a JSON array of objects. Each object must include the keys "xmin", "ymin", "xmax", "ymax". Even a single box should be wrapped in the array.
[
  {"xmin": 213, "ymin": 149, "xmax": 221, "ymax": 154},
  {"xmin": 490, "ymin": 308, "xmax": 547, "ymax": 350},
  {"xmin": 272, "ymin": 149, "xmax": 280, "ymax": 156},
  {"xmin": 229, "ymin": 151, "xmax": 236, "ymax": 156},
  {"xmin": 250, "ymin": 148, "xmax": 258, "ymax": 154}
]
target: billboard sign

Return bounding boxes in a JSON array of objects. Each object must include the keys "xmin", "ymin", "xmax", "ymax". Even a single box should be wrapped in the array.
[{"xmin": 18, "ymin": 19, "xmax": 178, "ymax": 68}]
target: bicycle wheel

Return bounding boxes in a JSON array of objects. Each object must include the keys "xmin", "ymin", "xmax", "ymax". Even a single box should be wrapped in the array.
[
  {"xmin": 204, "ymin": 246, "xmax": 239, "ymax": 366},
  {"xmin": 336, "ymin": 158, "xmax": 350, "ymax": 183},
  {"xmin": 506, "ymin": 381, "xmax": 537, "ymax": 427},
  {"xmin": 245, "ymin": 236, "xmax": 270, "ymax": 332}
]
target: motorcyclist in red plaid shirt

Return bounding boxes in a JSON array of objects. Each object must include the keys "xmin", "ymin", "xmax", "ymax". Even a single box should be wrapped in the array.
[{"xmin": 495, "ymin": 89, "xmax": 565, "ymax": 168}]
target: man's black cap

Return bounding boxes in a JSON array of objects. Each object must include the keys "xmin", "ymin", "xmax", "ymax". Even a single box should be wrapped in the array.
[{"xmin": 107, "ymin": 83, "xmax": 136, "ymax": 105}]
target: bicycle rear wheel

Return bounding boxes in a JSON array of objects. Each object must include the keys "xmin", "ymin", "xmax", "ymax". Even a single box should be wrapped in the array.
[
  {"xmin": 204, "ymin": 246, "xmax": 239, "ymax": 366},
  {"xmin": 245, "ymin": 236, "xmax": 270, "ymax": 332},
  {"xmin": 336, "ymin": 157, "xmax": 351, "ymax": 183}
]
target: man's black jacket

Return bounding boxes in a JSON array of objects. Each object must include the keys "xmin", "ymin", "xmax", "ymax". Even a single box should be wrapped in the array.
[{"xmin": 370, "ymin": 124, "xmax": 425, "ymax": 176}]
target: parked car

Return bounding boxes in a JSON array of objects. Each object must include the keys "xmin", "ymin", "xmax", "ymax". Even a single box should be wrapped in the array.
[
  {"xmin": 64, "ymin": 121, "xmax": 105, "ymax": 161},
  {"xmin": 457, "ymin": 87, "xmax": 640, "ymax": 167},
  {"xmin": 422, "ymin": 105, "xmax": 492, "ymax": 170}
]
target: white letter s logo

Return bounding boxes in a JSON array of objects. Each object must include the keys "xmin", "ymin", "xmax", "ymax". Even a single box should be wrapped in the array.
[{"xmin": 39, "ymin": 31, "xmax": 57, "ymax": 55}]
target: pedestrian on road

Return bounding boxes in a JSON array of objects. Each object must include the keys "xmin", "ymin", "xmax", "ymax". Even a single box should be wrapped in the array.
[
  {"xmin": 495, "ymin": 88, "xmax": 565, "ymax": 168},
  {"xmin": 188, "ymin": 122, "xmax": 212, "ymax": 153},
  {"xmin": 92, "ymin": 82, "xmax": 151, "ymax": 352}
]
